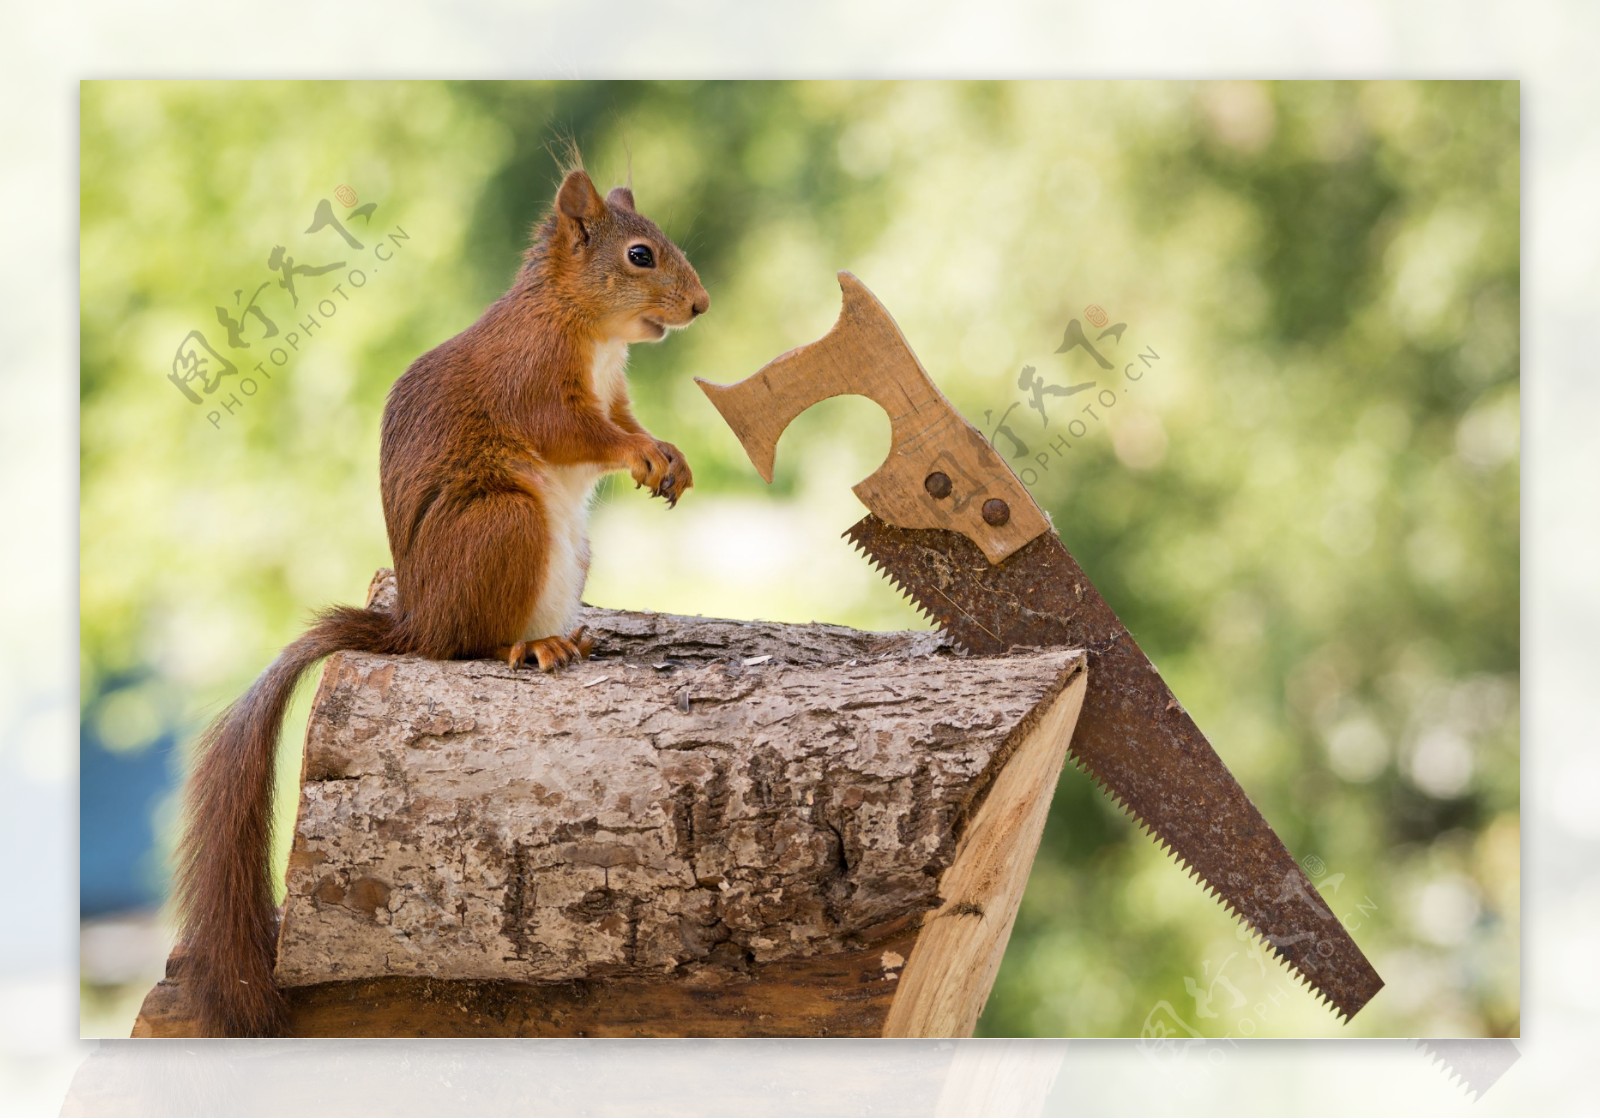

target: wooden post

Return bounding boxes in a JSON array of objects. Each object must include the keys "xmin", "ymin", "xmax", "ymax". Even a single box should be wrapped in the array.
[{"xmin": 134, "ymin": 572, "xmax": 1085, "ymax": 1037}]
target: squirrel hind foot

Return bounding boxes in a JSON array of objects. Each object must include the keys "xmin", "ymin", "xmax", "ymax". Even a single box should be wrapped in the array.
[
  {"xmin": 495, "ymin": 628, "xmax": 593, "ymax": 671},
  {"xmin": 515, "ymin": 632, "xmax": 590, "ymax": 671},
  {"xmin": 530, "ymin": 635, "xmax": 576, "ymax": 671}
]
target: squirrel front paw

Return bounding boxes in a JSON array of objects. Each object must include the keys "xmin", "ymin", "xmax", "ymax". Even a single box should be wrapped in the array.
[{"xmin": 626, "ymin": 436, "xmax": 693, "ymax": 507}]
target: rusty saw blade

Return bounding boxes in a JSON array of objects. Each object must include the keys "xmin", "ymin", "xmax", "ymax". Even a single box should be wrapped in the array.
[
  {"xmin": 698, "ymin": 271, "xmax": 1383, "ymax": 1023},
  {"xmin": 843, "ymin": 515, "xmax": 1382, "ymax": 1020}
]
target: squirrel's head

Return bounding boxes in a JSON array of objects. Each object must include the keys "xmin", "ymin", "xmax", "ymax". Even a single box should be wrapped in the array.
[{"xmin": 533, "ymin": 169, "xmax": 709, "ymax": 343}]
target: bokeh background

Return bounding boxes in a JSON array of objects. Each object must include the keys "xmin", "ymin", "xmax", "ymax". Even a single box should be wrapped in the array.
[{"xmin": 79, "ymin": 80, "xmax": 1518, "ymax": 1039}]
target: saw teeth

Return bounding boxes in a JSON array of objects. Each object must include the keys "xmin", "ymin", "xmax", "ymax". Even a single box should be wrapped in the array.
[
  {"xmin": 1063, "ymin": 744, "xmax": 1364, "ymax": 1022},
  {"xmin": 845, "ymin": 526, "xmax": 969, "ymax": 647}
]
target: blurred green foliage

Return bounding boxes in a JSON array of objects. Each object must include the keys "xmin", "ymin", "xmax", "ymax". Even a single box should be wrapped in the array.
[{"xmin": 80, "ymin": 81, "xmax": 1518, "ymax": 1038}]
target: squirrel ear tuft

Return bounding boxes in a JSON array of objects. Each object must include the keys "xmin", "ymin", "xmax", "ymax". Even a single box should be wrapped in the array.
[
  {"xmin": 556, "ymin": 170, "xmax": 605, "ymax": 225},
  {"xmin": 606, "ymin": 186, "xmax": 635, "ymax": 212}
]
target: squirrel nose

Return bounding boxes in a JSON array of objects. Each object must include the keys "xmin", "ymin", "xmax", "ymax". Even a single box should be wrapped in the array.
[{"xmin": 689, "ymin": 289, "xmax": 710, "ymax": 318}]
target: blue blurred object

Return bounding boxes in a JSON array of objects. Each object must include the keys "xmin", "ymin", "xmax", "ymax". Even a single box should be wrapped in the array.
[{"xmin": 80, "ymin": 708, "xmax": 176, "ymax": 917}]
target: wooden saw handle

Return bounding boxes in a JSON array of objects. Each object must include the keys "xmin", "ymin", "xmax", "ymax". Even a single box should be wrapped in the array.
[{"xmin": 695, "ymin": 272, "xmax": 1048, "ymax": 564}]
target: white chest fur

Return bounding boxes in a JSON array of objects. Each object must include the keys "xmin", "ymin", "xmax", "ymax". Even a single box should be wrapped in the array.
[
  {"xmin": 589, "ymin": 338, "xmax": 629, "ymax": 406},
  {"xmin": 521, "ymin": 339, "xmax": 630, "ymax": 641}
]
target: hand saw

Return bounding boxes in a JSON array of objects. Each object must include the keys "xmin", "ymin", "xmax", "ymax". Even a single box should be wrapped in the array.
[{"xmin": 697, "ymin": 272, "xmax": 1383, "ymax": 1023}]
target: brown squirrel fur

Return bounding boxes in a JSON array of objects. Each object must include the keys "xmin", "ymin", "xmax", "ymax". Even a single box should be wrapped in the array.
[{"xmin": 174, "ymin": 166, "xmax": 709, "ymax": 1036}]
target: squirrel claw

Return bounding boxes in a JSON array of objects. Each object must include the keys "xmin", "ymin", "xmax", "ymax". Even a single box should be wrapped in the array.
[
  {"xmin": 628, "ymin": 437, "xmax": 692, "ymax": 507},
  {"xmin": 499, "ymin": 629, "xmax": 594, "ymax": 672},
  {"xmin": 525, "ymin": 630, "xmax": 594, "ymax": 672},
  {"xmin": 529, "ymin": 636, "xmax": 573, "ymax": 671},
  {"xmin": 495, "ymin": 641, "xmax": 531, "ymax": 669}
]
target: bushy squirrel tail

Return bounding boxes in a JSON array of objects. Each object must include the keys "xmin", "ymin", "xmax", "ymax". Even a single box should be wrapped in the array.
[{"xmin": 174, "ymin": 604, "xmax": 398, "ymax": 1036}]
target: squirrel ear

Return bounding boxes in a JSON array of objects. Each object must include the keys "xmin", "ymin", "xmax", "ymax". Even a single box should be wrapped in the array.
[
  {"xmin": 606, "ymin": 186, "xmax": 635, "ymax": 212},
  {"xmin": 556, "ymin": 170, "xmax": 605, "ymax": 232}
]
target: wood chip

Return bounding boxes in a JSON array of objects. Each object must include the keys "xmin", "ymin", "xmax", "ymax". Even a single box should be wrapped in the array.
[{"xmin": 742, "ymin": 655, "xmax": 773, "ymax": 666}]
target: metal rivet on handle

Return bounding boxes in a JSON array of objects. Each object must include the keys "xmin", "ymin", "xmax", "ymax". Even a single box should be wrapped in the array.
[
  {"xmin": 982, "ymin": 498, "xmax": 1010, "ymax": 527},
  {"xmin": 924, "ymin": 471, "xmax": 952, "ymax": 499}
]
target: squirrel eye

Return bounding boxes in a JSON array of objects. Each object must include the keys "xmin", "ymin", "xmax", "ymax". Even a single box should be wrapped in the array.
[{"xmin": 627, "ymin": 244, "xmax": 655, "ymax": 269}]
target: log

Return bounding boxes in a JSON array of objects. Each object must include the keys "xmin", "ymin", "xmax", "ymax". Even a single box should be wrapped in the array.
[{"xmin": 135, "ymin": 571, "xmax": 1086, "ymax": 1037}]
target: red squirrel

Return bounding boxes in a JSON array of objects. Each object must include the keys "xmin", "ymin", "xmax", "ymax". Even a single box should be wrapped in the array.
[{"xmin": 175, "ymin": 166, "xmax": 709, "ymax": 1036}]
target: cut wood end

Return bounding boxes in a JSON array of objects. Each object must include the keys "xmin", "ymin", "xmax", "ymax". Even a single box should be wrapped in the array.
[{"xmin": 884, "ymin": 663, "xmax": 1088, "ymax": 1038}]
